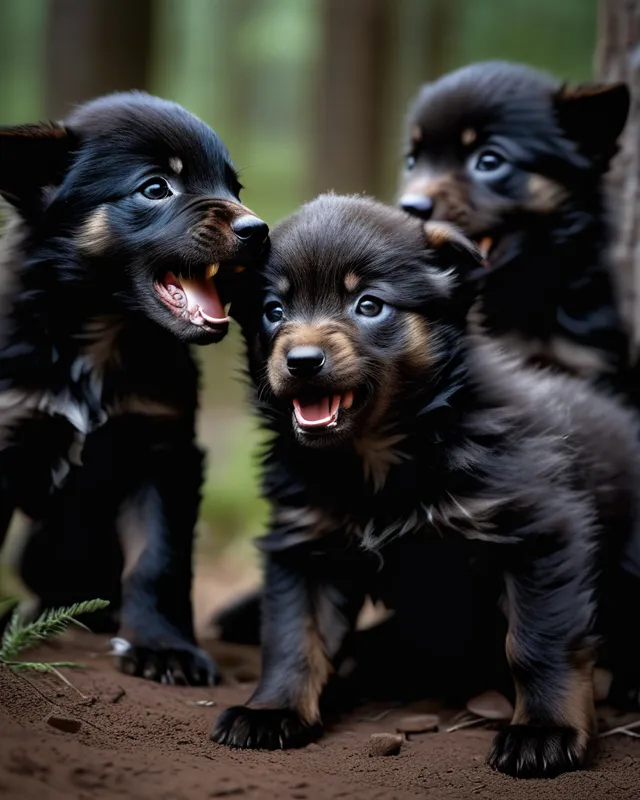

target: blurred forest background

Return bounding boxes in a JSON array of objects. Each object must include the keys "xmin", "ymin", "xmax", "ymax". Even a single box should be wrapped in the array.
[{"xmin": 0, "ymin": 0, "xmax": 601, "ymax": 582}]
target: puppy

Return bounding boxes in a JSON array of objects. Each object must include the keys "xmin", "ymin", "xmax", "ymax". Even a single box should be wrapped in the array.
[
  {"xmin": 212, "ymin": 194, "xmax": 640, "ymax": 778},
  {"xmin": 399, "ymin": 61, "xmax": 633, "ymax": 398},
  {"xmin": 0, "ymin": 92, "xmax": 268, "ymax": 683}
]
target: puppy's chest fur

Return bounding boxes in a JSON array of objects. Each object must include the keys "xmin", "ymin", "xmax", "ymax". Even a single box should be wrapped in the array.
[
  {"xmin": 263, "ymin": 430, "xmax": 507, "ymax": 554},
  {"xmin": 0, "ymin": 315, "xmax": 192, "ymax": 454}
]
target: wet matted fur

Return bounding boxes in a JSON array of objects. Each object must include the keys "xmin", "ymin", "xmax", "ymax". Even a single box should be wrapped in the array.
[
  {"xmin": 399, "ymin": 60, "xmax": 634, "ymax": 400},
  {"xmin": 0, "ymin": 92, "xmax": 268, "ymax": 684},
  {"xmin": 212, "ymin": 195, "xmax": 640, "ymax": 778}
]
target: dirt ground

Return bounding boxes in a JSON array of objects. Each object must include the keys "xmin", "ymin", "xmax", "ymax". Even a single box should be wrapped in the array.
[{"xmin": 1, "ymin": 618, "xmax": 640, "ymax": 800}]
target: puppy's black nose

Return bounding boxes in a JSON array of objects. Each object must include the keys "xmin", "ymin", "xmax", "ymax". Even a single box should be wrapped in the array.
[
  {"xmin": 287, "ymin": 346, "xmax": 326, "ymax": 377},
  {"xmin": 231, "ymin": 215, "xmax": 269, "ymax": 246},
  {"xmin": 400, "ymin": 194, "xmax": 434, "ymax": 220}
]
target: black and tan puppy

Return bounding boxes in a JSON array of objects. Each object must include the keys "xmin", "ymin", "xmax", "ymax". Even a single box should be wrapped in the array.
[
  {"xmin": 213, "ymin": 194, "xmax": 640, "ymax": 778},
  {"xmin": 0, "ymin": 92, "xmax": 268, "ymax": 684},
  {"xmin": 399, "ymin": 61, "xmax": 633, "ymax": 398}
]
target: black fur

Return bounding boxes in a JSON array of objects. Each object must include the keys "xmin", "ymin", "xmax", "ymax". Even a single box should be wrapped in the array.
[
  {"xmin": 212, "ymin": 194, "xmax": 640, "ymax": 778},
  {"xmin": 399, "ymin": 60, "xmax": 634, "ymax": 400},
  {"xmin": 0, "ymin": 91, "xmax": 268, "ymax": 684}
]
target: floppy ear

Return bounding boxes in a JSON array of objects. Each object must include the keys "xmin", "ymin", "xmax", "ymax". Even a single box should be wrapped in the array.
[
  {"xmin": 0, "ymin": 122, "xmax": 76, "ymax": 213},
  {"xmin": 422, "ymin": 222, "xmax": 485, "ymax": 314},
  {"xmin": 552, "ymin": 83, "xmax": 630, "ymax": 167},
  {"xmin": 423, "ymin": 221, "xmax": 485, "ymax": 283}
]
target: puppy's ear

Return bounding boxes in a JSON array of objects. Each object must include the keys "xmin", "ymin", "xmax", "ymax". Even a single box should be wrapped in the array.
[
  {"xmin": 423, "ymin": 221, "xmax": 485, "ymax": 282},
  {"xmin": 553, "ymin": 83, "xmax": 630, "ymax": 167},
  {"xmin": 0, "ymin": 122, "xmax": 76, "ymax": 212},
  {"xmin": 422, "ymin": 222, "xmax": 485, "ymax": 313}
]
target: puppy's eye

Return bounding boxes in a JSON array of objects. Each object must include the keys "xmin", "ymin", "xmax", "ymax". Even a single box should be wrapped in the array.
[
  {"xmin": 138, "ymin": 178, "xmax": 172, "ymax": 200},
  {"xmin": 406, "ymin": 154, "xmax": 416, "ymax": 171},
  {"xmin": 474, "ymin": 150, "xmax": 505, "ymax": 173},
  {"xmin": 264, "ymin": 302, "xmax": 284, "ymax": 323},
  {"xmin": 356, "ymin": 296, "xmax": 384, "ymax": 317}
]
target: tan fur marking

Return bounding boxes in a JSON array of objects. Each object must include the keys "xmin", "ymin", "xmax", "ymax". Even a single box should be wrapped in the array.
[
  {"xmin": 506, "ymin": 633, "xmax": 595, "ymax": 747},
  {"xmin": 410, "ymin": 125, "xmax": 422, "ymax": 144},
  {"xmin": 169, "ymin": 156, "xmax": 183, "ymax": 174},
  {"xmin": 560, "ymin": 649, "xmax": 596, "ymax": 745},
  {"xmin": 110, "ymin": 395, "xmax": 180, "ymax": 419},
  {"xmin": 276, "ymin": 276, "xmax": 290, "ymax": 295},
  {"xmin": 404, "ymin": 313, "xmax": 431, "ymax": 367},
  {"xmin": 118, "ymin": 498, "xmax": 148, "ymax": 580},
  {"xmin": 461, "ymin": 128, "xmax": 477, "ymax": 146},
  {"xmin": 424, "ymin": 221, "xmax": 454, "ymax": 248},
  {"xmin": 76, "ymin": 206, "xmax": 111, "ymax": 255},
  {"xmin": 355, "ymin": 431, "xmax": 408, "ymax": 493},
  {"xmin": 268, "ymin": 322, "xmax": 359, "ymax": 394},
  {"xmin": 527, "ymin": 174, "xmax": 568, "ymax": 213},
  {"xmin": 344, "ymin": 272, "xmax": 360, "ymax": 292},
  {"xmin": 80, "ymin": 315, "xmax": 124, "ymax": 372},
  {"xmin": 296, "ymin": 618, "xmax": 332, "ymax": 724}
]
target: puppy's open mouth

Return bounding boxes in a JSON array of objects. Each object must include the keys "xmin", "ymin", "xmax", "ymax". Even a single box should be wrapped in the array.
[
  {"xmin": 292, "ymin": 391, "xmax": 355, "ymax": 431},
  {"xmin": 154, "ymin": 263, "xmax": 242, "ymax": 335}
]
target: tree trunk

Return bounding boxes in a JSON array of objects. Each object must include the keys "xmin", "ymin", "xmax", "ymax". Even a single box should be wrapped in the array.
[
  {"xmin": 309, "ymin": 0, "xmax": 395, "ymax": 199},
  {"xmin": 596, "ymin": 0, "xmax": 640, "ymax": 352},
  {"xmin": 45, "ymin": 0, "xmax": 153, "ymax": 119}
]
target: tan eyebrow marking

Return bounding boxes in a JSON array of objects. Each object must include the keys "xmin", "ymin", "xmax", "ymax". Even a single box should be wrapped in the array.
[
  {"xmin": 276, "ymin": 276, "xmax": 290, "ymax": 295},
  {"xmin": 344, "ymin": 272, "xmax": 360, "ymax": 292},
  {"xmin": 169, "ymin": 156, "xmax": 183, "ymax": 174},
  {"xmin": 411, "ymin": 125, "xmax": 423, "ymax": 144},
  {"xmin": 461, "ymin": 128, "xmax": 477, "ymax": 146}
]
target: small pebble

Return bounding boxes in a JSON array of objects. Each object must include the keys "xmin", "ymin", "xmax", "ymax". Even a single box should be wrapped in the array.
[
  {"xmin": 396, "ymin": 713, "xmax": 440, "ymax": 734},
  {"xmin": 369, "ymin": 732, "xmax": 403, "ymax": 757},
  {"xmin": 466, "ymin": 691, "xmax": 514, "ymax": 721},
  {"xmin": 46, "ymin": 714, "xmax": 82, "ymax": 734}
]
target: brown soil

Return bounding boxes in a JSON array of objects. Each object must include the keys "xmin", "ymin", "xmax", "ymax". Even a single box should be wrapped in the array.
[{"xmin": 1, "ymin": 630, "xmax": 640, "ymax": 800}]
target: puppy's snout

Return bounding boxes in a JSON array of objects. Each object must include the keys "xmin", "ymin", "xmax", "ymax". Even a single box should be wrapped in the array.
[
  {"xmin": 287, "ymin": 346, "xmax": 326, "ymax": 377},
  {"xmin": 400, "ymin": 194, "xmax": 434, "ymax": 220},
  {"xmin": 231, "ymin": 215, "xmax": 269, "ymax": 247}
]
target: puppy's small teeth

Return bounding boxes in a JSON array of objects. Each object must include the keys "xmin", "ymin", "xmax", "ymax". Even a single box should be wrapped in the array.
[
  {"xmin": 478, "ymin": 237, "xmax": 493, "ymax": 261},
  {"xmin": 342, "ymin": 391, "xmax": 354, "ymax": 410},
  {"xmin": 205, "ymin": 263, "xmax": 220, "ymax": 279}
]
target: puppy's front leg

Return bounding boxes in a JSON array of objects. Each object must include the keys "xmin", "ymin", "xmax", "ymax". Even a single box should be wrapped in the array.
[
  {"xmin": 488, "ymin": 539, "xmax": 597, "ymax": 778},
  {"xmin": 116, "ymin": 436, "xmax": 217, "ymax": 686},
  {"xmin": 213, "ymin": 545, "xmax": 364, "ymax": 749}
]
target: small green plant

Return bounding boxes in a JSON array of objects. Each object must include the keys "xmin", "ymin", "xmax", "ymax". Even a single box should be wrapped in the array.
[{"xmin": 0, "ymin": 598, "xmax": 109, "ymax": 679}]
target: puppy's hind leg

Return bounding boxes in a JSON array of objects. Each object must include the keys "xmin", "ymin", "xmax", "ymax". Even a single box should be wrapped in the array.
[
  {"xmin": 487, "ymin": 534, "xmax": 597, "ymax": 779},
  {"xmin": 212, "ymin": 544, "xmax": 366, "ymax": 749}
]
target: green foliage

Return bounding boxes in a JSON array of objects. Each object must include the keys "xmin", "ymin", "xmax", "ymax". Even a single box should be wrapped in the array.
[{"xmin": 0, "ymin": 598, "xmax": 109, "ymax": 673}]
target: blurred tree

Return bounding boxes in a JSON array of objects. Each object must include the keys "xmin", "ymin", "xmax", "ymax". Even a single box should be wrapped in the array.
[
  {"xmin": 596, "ymin": 0, "xmax": 640, "ymax": 352},
  {"xmin": 309, "ymin": 0, "xmax": 395, "ymax": 199},
  {"xmin": 45, "ymin": 0, "xmax": 152, "ymax": 118}
]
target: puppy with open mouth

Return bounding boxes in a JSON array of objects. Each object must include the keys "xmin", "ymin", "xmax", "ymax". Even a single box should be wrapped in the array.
[
  {"xmin": 399, "ymin": 61, "xmax": 633, "ymax": 400},
  {"xmin": 0, "ymin": 91, "xmax": 268, "ymax": 684},
  {"xmin": 213, "ymin": 194, "xmax": 640, "ymax": 778}
]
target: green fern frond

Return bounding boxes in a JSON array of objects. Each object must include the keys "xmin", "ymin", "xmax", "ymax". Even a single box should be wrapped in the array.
[
  {"xmin": 6, "ymin": 661, "xmax": 84, "ymax": 671},
  {"xmin": 0, "ymin": 598, "xmax": 109, "ymax": 663}
]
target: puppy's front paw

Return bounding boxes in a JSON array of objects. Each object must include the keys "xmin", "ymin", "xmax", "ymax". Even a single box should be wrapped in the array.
[
  {"xmin": 487, "ymin": 724, "xmax": 588, "ymax": 778},
  {"xmin": 113, "ymin": 636, "xmax": 219, "ymax": 686},
  {"xmin": 212, "ymin": 706, "xmax": 322, "ymax": 749}
]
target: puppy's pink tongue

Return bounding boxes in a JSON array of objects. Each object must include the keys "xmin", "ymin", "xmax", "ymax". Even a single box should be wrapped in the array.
[
  {"xmin": 293, "ymin": 395, "xmax": 340, "ymax": 428},
  {"xmin": 180, "ymin": 275, "xmax": 228, "ymax": 322}
]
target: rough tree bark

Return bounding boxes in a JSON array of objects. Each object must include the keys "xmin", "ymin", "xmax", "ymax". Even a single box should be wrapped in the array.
[{"xmin": 596, "ymin": 0, "xmax": 640, "ymax": 352}]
